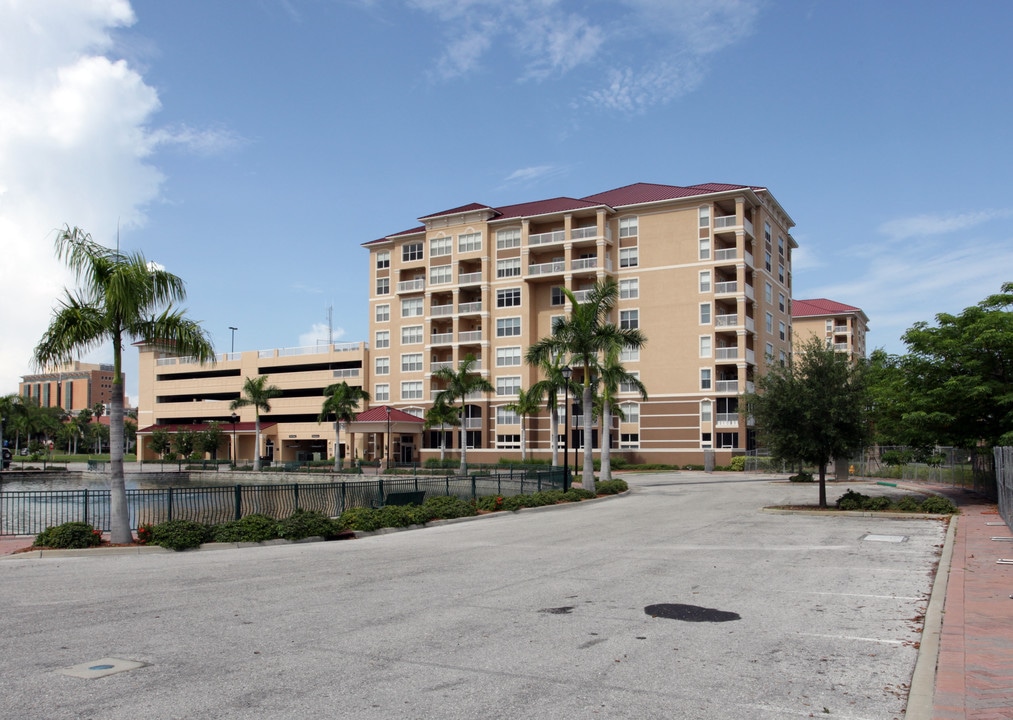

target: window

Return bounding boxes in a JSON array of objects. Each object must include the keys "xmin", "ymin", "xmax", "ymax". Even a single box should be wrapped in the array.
[
  {"xmin": 765, "ymin": 312, "xmax": 774, "ymax": 333},
  {"xmin": 716, "ymin": 432, "xmax": 739, "ymax": 449},
  {"xmin": 496, "ymin": 407, "xmax": 520, "ymax": 425},
  {"xmin": 699, "ymin": 237, "xmax": 710, "ymax": 260},
  {"xmin": 765, "ymin": 251, "xmax": 772, "ymax": 272},
  {"xmin": 401, "ymin": 381, "xmax": 423, "ymax": 400},
  {"xmin": 402, "ymin": 242, "xmax": 423, "ymax": 262},
  {"xmin": 778, "ymin": 263, "xmax": 784, "ymax": 283},
  {"xmin": 496, "ymin": 434, "xmax": 520, "ymax": 448},
  {"xmin": 620, "ymin": 371, "xmax": 641, "ymax": 393},
  {"xmin": 376, "ymin": 277, "xmax": 389, "ymax": 295},
  {"xmin": 619, "ymin": 247, "xmax": 638, "ymax": 267},
  {"xmin": 779, "ymin": 350, "xmax": 787, "ymax": 366},
  {"xmin": 402, "ymin": 325, "xmax": 423, "ymax": 344},
  {"xmin": 375, "ymin": 330, "xmax": 390, "ymax": 349},
  {"xmin": 620, "ymin": 278, "xmax": 639, "ymax": 299},
  {"xmin": 430, "ymin": 236, "xmax": 452, "ymax": 257},
  {"xmin": 401, "ymin": 353, "xmax": 423, "ymax": 372},
  {"xmin": 700, "ymin": 335, "xmax": 712, "ymax": 358},
  {"xmin": 700, "ymin": 271, "xmax": 712, "ymax": 293},
  {"xmin": 458, "ymin": 232, "xmax": 482, "ymax": 253},
  {"xmin": 374, "ymin": 384, "xmax": 389, "ymax": 402},
  {"xmin": 764, "ymin": 282, "xmax": 773, "ymax": 303},
  {"xmin": 497, "ymin": 228, "xmax": 520, "ymax": 249},
  {"xmin": 620, "ymin": 347, "xmax": 640, "ymax": 363},
  {"xmin": 551, "ymin": 286, "xmax": 565, "ymax": 306},
  {"xmin": 496, "ymin": 347, "xmax": 521, "ymax": 367},
  {"xmin": 375, "ymin": 304, "xmax": 390, "ymax": 322},
  {"xmin": 778, "ymin": 293, "xmax": 786, "ymax": 313},
  {"xmin": 430, "ymin": 265, "xmax": 452, "ymax": 285},
  {"xmin": 765, "ymin": 342, "xmax": 774, "ymax": 359},
  {"xmin": 701, "ymin": 368, "xmax": 712, "ymax": 390},
  {"xmin": 496, "ymin": 376, "xmax": 521, "ymax": 396},
  {"xmin": 700, "ymin": 303, "xmax": 711, "ymax": 324},
  {"xmin": 779, "ymin": 321, "xmax": 786, "ymax": 341},
  {"xmin": 497, "ymin": 317, "xmax": 520, "ymax": 337},
  {"xmin": 619, "ymin": 216, "xmax": 638, "ymax": 237},
  {"xmin": 699, "ymin": 206, "xmax": 710, "ymax": 228},
  {"xmin": 764, "ymin": 222, "xmax": 771, "ymax": 243},
  {"xmin": 700, "ymin": 399, "xmax": 712, "ymax": 423},
  {"xmin": 375, "ymin": 357, "xmax": 389, "ymax": 375},
  {"xmin": 497, "ymin": 288, "xmax": 521, "ymax": 307},
  {"xmin": 497, "ymin": 258, "xmax": 520, "ymax": 278},
  {"xmin": 620, "ymin": 402, "xmax": 640, "ymax": 424},
  {"xmin": 619, "ymin": 433, "xmax": 639, "ymax": 449},
  {"xmin": 701, "ymin": 432, "xmax": 712, "ymax": 448},
  {"xmin": 620, "ymin": 309, "xmax": 638, "ymax": 330},
  {"xmin": 401, "ymin": 297, "xmax": 423, "ymax": 318},
  {"xmin": 376, "ymin": 251, "xmax": 390, "ymax": 269},
  {"xmin": 778, "ymin": 236, "xmax": 785, "ymax": 257}
]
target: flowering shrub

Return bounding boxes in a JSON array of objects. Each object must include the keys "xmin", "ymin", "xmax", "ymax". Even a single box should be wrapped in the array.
[{"xmin": 33, "ymin": 522, "xmax": 103, "ymax": 549}]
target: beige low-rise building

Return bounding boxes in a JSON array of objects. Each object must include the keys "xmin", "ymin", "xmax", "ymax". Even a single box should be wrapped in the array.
[
  {"xmin": 791, "ymin": 298, "xmax": 869, "ymax": 362},
  {"xmin": 19, "ymin": 361, "xmax": 117, "ymax": 414}
]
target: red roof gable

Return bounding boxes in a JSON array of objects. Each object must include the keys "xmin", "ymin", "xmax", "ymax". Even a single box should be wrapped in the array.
[
  {"xmin": 492, "ymin": 197, "xmax": 603, "ymax": 221},
  {"xmin": 582, "ymin": 182, "xmax": 763, "ymax": 207},
  {"xmin": 418, "ymin": 202, "xmax": 495, "ymax": 221},
  {"xmin": 354, "ymin": 405, "xmax": 425, "ymax": 424},
  {"xmin": 792, "ymin": 298, "xmax": 863, "ymax": 318}
]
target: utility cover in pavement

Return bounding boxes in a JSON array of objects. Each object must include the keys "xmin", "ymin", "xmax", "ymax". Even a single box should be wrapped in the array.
[
  {"xmin": 56, "ymin": 657, "xmax": 148, "ymax": 679},
  {"xmin": 862, "ymin": 534, "xmax": 908, "ymax": 543}
]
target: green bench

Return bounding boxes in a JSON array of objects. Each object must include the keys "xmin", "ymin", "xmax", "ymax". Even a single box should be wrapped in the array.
[{"xmin": 375, "ymin": 490, "xmax": 426, "ymax": 507}]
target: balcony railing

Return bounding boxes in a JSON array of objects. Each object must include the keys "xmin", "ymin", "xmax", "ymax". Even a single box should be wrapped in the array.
[
  {"xmin": 458, "ymin": 272, "xmax": 482, "ymax": 285},
  {"xmin": 715, "ymin": 380, "xmax": 739, "ymax": 393},
  {"xmin": 431, "ymin": 304, "xmax": 453, "ymax": 317},
  {"xmin": 397, "ymin": 278, "xmax": 425, "ymax": 293},
  {"xmin": 833, "ymin": 325, "xmax": 848, "ymax": 333},
  {"xmin": 833, "ymin": 342, "xmax": 849, "ymax": 352},
  {"xmin": 714, "ymin": 248, "xmax": 738, "ymax": 262},
  {"xmin": 459, "ymin": 330, "xmax": 483, "ymax": 343},
  {"xmin": 459, "ymin": 301, "xmax": 482, "ymax": 313},
  {"xmin": 571, "ymin": 257, "xmax": 598, "ymax": 271},
  {"xmin": 716, "ymin": 413, "xmax": 739, "ymax": 427},
  {"xmin": 528, "ymin": 261, "xmax": 565, "ymax": 276},
  {"xmin": 463, "ymin": 418, "xmax": 483, "ymax": 429},
  {"xmin": 570, "ymin": 226, "xmax": 598, "ymax": 240},
  {"xmin": 430, "ymin": 361, "xmax": 453, "ymax": 372},
  {"xmin": 715, "ymin": 347, "xmax": 738, "ymax": 360},
  {"xmin": 572, "ymin": 289, "xmax": 592, "ymax": 302},
  {"xmin": 745, "ymin": 283, "xmax": 755, "ymax": 300},
  {"xmin": 431, "ymin": 333, "xmax": 453, "ymax": 344},
  {"xmin": 745, "ymin": 250, "xmax": 754, "ymax": 268},
  {"xmin": 528, "ymin": 230, "xmax": 565, "ymax": 246},
  {"xmin": 332, "ymin": 368, "xmax": 360, "ymax": 379},
  {"xmin": 746, "ymin": 348, "xmax": 756, "ymax": 364},
  {"xmin": 715, "ymin": 313, "xmax": 738, "ymax": 327},
  {"xmin": 715, "ymin": 281, "xmax": 738, "ymax": 294},
  {"xmin": 714, "ymin": 215, "xmax": 737, "ymax": 229}
]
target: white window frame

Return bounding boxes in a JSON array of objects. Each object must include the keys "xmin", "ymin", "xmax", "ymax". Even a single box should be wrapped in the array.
[
  {"xmin": 496, "ymin": 347, "xmax": 521, "ymax": 367},
  {"xmin": 401, "ymin": 381, "xmax": 423, "ymax": 400},
  {"xmin": 619, "ymin": 216, "xmax": 638, "ymax": 238},
  {"xmin": 430, "ymin": 265, "xmax": 452, "ymax": 285},
  {"xmin": 699, "ymin": 236, "xmax": 710, "ymax": 261},
  {"xmin": 496, "ymin": 228, "xmax": 520, "ymax": 249},
  {"xmin": 458, "ymin": 232, "xmax": 482, "ymax": 253},
  {"xmin": 375, "ymin": 330, "xmax": 390, "ymax": 349},
  {"xmin": 496, "ymin": 434, "xmax": 521, "ymax": 449},
  {"xmin": 376, "ymin": 277, "xmax": 389, "ymax": 295},
  {"xmin": 620, "ymin": 347, "xmax": 640, "ymax": 363},
  {"xmin": 779, "ymin": 321, "xmax": 786, "ymax": 341},
  {"xmin": 765, "ymin": 282, "xmax": 773, "ymax": 303},
  {"xmin": 700, "ymin": 335, "xmax": 712, "ymax": 358},
  {"xmin": 401, "ymin": 297, "xmax": 423, "ymax": 318},
  {"xmin": 497, "ymin": 258, "xmax": 520, "ymax": 278},
  {"xmin": 620, "ymin": 309, "xmax": 639, "ymax": 330},
  {"xmin": 619, "ymin": 246, "xmax": 639, "ymax": 268},
  {"xmin": 375, "ymin": 304, "xmax": 390, "ymax": 323},
  {"xmin": 496, "ymin": 407, "xmax": 520, "ymax": 425},
  {"xmin": 620, "ymin": 401, "xmax": 640, "ymax": 424},
  {"xmin": 497, "ymin": 288, "xmax": 521, "ymax": 308},
  {"xmin": 374, "ymin": 383, "xmax": 390, "ymax": 402},
  {"xmin": 699, "ymin": 206, "xmax": 710, "ymax": 228},
  {"xmin": 779, "ymin": 293, "xmax": 786, "ymax": 313},
  {"xmin": 619, "ymin": 278, "xmax": 639, "ymax": 299},
  {"xmin": 401, "ymin": 353, "xmax": 423, "ymax": 372},
  {"xmin": 701, "ymin": 367, "xmax": 712, "ymax": 390},
  {"xmin": 619, "ymin": 371, "xmax": 641, "ymax": 394},
  {"xmin": 402, "ymin": 325, "xmax": 423, "ymax": 344},
  {"xmin": 700, "ymin": 303, "xmax": 711, "ymax": 325},
  {"xmin": 496, "ymin": 317, "xmax": 521, "ymax": 337},
  {"xmin": 699, "ymin": 271, "xmax": 711, "ymax": 293},
  {"xmin": 376, "ymin": 251, "xmax": 390, "ymax": 269},
  {"xmin": 375, "ymin": 357, "xmax": 390, "ymax": 375},
  {"xmin": 402, "ymin": 242, "xmax": 423, "ymax": 262},
  {"xmin": 700, "ymin": 399, "xmax": 712, "ymax": 423},
  {"xmin": 619, "ymin": 433, "xmax": 639, "ymax": 449},
  {"xmin": 765, "ymin": 312, "xmax": 774, "ymax": 333},
  {"xmin": 430, "ymin": 236, "xmax": 452, "ymax": 258},
  {"xmin": 496, "ymin": 376, "xmax": 521, "ymax": 396}
]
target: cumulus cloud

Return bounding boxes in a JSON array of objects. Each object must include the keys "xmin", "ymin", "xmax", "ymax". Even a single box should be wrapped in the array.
[
  {"xmin": 877, "ymin": 209, "xmax": 1009, "ymax": 241},
  {"xmin": 298, "ymin": 323, "xmax": 346, "ymax": 349}
]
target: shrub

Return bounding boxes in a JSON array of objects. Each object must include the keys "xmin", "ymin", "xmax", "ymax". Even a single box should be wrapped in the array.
[
  {"xmin": 337, "ymin": 507, "xmax": 382, "ymax": 532},
  {"xmin": 895, "ymin": 496, "xmax": 922, "ymax": 512},
  {"xmin": 527, "ymin": 490, "xmax": 565, "ymax": 507},
  {"xmin": 789, "ymin": 471, "xmax": 814, "ymax": 483},
  {"xmin": 728, "ymin": 456, "xmax": 746, "ymax": 472},
  {"xmin": 683, "ymin": 464, "xmax": 705, "ymax": 471},
  {"xmin": 865, "ymin": 496, "xmax": 892, "ymax": 511},
  {"xmin": 595, "ymin": 480, "xmax": 629, "ymax": 495},
  {"xmin": 563, "ymin": 488, "xmax": 596, "ymax": 501},
  {"xmin": 919, "ymin": 496, "xmax": 958, "ymax": 514},
  {"xmin": 475, "ymin": 495, "xmax": 504, "ymax": 512},
  {"xmin": 610, "ymin": 457, "xmax": 629, "ymax": 469},
  {"xmin": 136, "ymin": 523, "xmax": 155, "ymax": 545},
  {"xmin": 374, "ymin": 504, "xmax": 424, "ymax": 528},
  {"xmin": 149, "ymin": 520, "xmax": 212, "ymax": 551},
  {"xmin": 33, "ymin": 521, "xmax": 102, "ymax": 549},
  {"xmin": 210, "ymin": 514, "xmax": 280, "ymax": 543},
  {"xmin": 277, "ymin": 509, "xmax": 341, "ymax": 540},
  {"xmin": 836, "ymin": 489, "xmax": 869, "ymax": 510},
  {"xmin": 501, "ymin": 494, "xmax": 531, "ymax": 511},
  {"xmin": 420, "ymin": 495, "xmax": 478, "ymax": 521}
]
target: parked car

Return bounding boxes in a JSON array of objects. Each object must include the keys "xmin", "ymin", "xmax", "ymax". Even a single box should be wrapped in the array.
[{"xmin": 2, "ymin": 447, "xmax": 11, "ymax": 470}]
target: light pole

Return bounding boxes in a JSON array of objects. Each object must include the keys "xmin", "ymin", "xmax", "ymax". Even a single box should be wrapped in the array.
[
  {"xmin": 230, "ymin": 412, "xmax": 239, "ymax": 468},
  {"xmin": 561, "ymin": 365, "xmax": 571, "ymax": 491},
  {"xmin": 228, "ymin": 326, "xmax": 238, "ymax": 354},
  {"xmin": 385, "ymin": 406, "xmax": 392, "ymax": 471}
]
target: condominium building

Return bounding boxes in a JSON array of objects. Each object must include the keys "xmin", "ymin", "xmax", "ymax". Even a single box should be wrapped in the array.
[
  {"xmin": 791, "ymin": 299, "xmax": 868, "ymax": 362},
  {"xmin": 365, "ymin": 181, "xmax": 797, "ymax": 466},
  {"xmin": 19, "ymin": 361, "xmax": 117, "ymax": 413}
]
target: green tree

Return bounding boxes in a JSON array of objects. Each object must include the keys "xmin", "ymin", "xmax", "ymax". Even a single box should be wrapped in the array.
[
  {"xmin": 33, "ymin": 226, "xmax": 215, "ymax": 543},
  {"xmin": 526, "ymin": 279, "xmax": 646, "ymax": 493},
  {"xmin": 123, "ymin": 417, "xmax": 138, "ymax": 454},
  {"xmin": 598, "ymin": 344, "xmax": 647, "ymax": 482},
  {"xmin": 528, "ymin": 353, "xmax": 573, "ymax": 468},
  {"xmin": 230, "ymin": 375, "xmax": 281, "ymax": 471},
  {"xmin": 195, "ymin": 421, "xmax": 223, "ymax": 460},
  {"xmin": 433, "ymin": 354, "xmax": 494, "ymax": 472},
  {"xmin": 423, "ymin": 397, "xmax": 460, "ymax": 462},
  {"xmin": 504, "ymin": 387, "xmax": 542, "ymax": 462},
  {"xmin": 318, "ymin": 382, "xmax": 371, "ymax": 470},
  {"xmin": 174, "ymin": 428, "xmax": 196, "ymax": 459},
  {"xmin": 746, "ymin": 336, "xmax": 870, "ymax": 507},
  {"xmin": 0, "ymin": 394, "xmax": 23, "ymax": 456},
  {"xmin": 149, "ymin": 428, "xmax": 172, "ymax": 458}
]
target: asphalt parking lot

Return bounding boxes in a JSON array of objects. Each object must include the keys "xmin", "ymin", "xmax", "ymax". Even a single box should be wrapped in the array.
[{"xmin": 0, "ymin": 473, "xmax": 947, "ymax": 720}]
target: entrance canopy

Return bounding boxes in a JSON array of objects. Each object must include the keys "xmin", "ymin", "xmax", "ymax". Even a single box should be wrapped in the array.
[{"xmin": 345, "ymin": 405, "xmax": 425, "ymax": 435}]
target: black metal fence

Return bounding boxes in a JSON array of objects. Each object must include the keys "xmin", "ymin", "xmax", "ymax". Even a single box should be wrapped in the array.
[
  {"xmin": 995, "ymin": 447, "xmax": 1013, "ymax": 532},
  {"xmin": 0, "ymin": 468, "xmax": 565, "ymax": 536}
]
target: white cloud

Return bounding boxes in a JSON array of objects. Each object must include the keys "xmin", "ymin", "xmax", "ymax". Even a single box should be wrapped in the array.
[
  {"xmin": 298, "ymin": 323, "xmax": 346, "ymax": 348},
  {"xmin": 877, "ymin": 209, "xmax": 1009, "ymax": 241},
  {"xmin": 502, "ymin": 164, "xmax": 567, "ymax": 185}
]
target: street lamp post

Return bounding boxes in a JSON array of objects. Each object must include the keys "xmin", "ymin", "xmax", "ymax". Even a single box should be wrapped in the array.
[
  {"xmin": 228, "ymin": 327, "xmax": 238, "ymax": 355},
  {"xmin": 561, "ymin": 366, "xmax": 571, "ymax": 491},
  {"xmin": 385, "ymin": 406, "xmax": 392, "ymax": 472},
  {"xmin": 230, "ymin": 412, "xmax": 239, "ymax": 468}
]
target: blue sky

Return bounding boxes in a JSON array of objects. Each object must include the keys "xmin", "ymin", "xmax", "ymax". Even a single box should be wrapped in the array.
[{"xmin": 2, "ymin": 0, "xmax": 1012, "ymax": 403}]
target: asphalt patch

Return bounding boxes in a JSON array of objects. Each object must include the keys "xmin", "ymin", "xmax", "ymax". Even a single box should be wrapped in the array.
[{"xmin": 644, "ymin": 603, "xmax": 740, "ymax": 622}]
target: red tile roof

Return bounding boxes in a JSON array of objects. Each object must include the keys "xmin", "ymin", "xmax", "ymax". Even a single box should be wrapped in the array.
[
  {"xmin": 418, "ymin": 202, "xmax": 495, "ymax": 220},
  {"xmin": 492, "ymin": 197, "xmax": 604, "ymax": 221},
  {"xmin": 354, "ymin": 405, "xmax": 425, "ymax": 424},
  {"xmin": 791, "ymin": 298, "xmax": 863, "ymax": 318},
  {"xmin": 582, "ymin": 182, "xmax": 765, "ymax": 207}
]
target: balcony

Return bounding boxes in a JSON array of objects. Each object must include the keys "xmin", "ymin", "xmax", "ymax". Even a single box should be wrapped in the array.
[
  {"xmin": 571, "ymin": 256, "xmax": 611, "ymax": 272},
  {"xmin": 528, "ymin": 230, "xmax": 565, "ymax": 246},
  {"xmin": 714, "ymin": 214, "xmax": 738, "ymax": 229},
  {"xmin": 833, "ymin": 325, "xmax": 848, "ymax": 333},
  {"xmin": 463, "ymin": 418, "xmax": 483, "ymax": 430},
  {"xmin": 458, "ymin": 272, "xmax": 482, "ymax": 285},
  {"xmin": 459, "ymin": 301, "xmax": 482, "ymax": 314},
  {"xmin": 715, "ymin": 347, "xmax": 738, "ymax": 360},
  {"xmin": 715, "ymin": 380, "xmax": 739, "ymax": 393},
  {"xmin": 715, "ymin": 313, "xmax": 738, "ymax": 328},
  {"xmin": 431, "ymin": 333, "xmax": 453, "ymax": 345},
  {"xmin": 459, "ymin": 330, "xmax": 483, "ymax": 343},
  {"xmin": 716, "ymin": 412, "xmax": 739, "ymax": 427},
  {"xmin": 397, "ymin": 278, "xmax": 425, "ymax": 293},
  {"xmin": 431, "ymin": 303, "xmax": 453, "ymax": 317},
  {"xmin": 430, "ymin": 361, "xmax": 453, "ymax": 372},
  {"xmin": 715, "ymin": 281, "xmax": 738, "ymax": 294},
  {"xmin": 570, "ymin": 226, "xmax": 598, "ymax": 240},
  {"xmin": 572, "ymin": 289, "xmax": 592, "ymax": 302},
  {"xmin": 714, "ymin": 248, "xmax": 738, "ymax": 262},
  {"xmin": 528, "ymin": 260, "xmax": 565, "ymax": 276}
]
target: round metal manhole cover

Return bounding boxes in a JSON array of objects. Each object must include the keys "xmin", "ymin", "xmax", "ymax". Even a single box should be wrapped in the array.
[{"xmin": 644, "ymin": 603, "xmax": 740, "ymax": 622}]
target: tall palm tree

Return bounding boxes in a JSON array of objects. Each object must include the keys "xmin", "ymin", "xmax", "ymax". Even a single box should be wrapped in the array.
[
  {"xmin": 598, "ymin": 343, "xmax": 648, "ymax": 482},
  {"xmin": 528, "ymin": 353, "xmax": 573, "ymax": 468},
  {"xmin": 318, "ymin": 382, "xmax": 370, "ymax": 471},
  {"xmin": 526, "ymin": 278, "xmax": 646, "ymax": 493},
  {"xmin": 230, "ymin": 375, "xmax": 281, "ymax": 471},
  {"xmin": 424, "ymin": 397, "xmax": 460, "ymax": 463},
  {"xmin": 34, "ymin": 226, "xmax": 215, "ymax": 543},
  {"xmin": 433, "ymin": 354, "xmax": 494, "ymax": 473},
  {"xmin": 504, "ymin": 387, "xmax": 542, "ymax": 462}
]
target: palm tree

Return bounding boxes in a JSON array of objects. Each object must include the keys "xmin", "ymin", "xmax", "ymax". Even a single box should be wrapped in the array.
[
  {"xmin": 598, "ymin": 343, "xmax": 648, "ymax": 482},
  {"xmin": 230, "ymin": 375, "xmax": 281, "ymax": 471},
  {"xmin": 318, "ymin": 382, "xmax": 370, "ymax": 471},
  {"xmin": 526, "ymin": 279, "xmax": 646, "ymax": 493},
  {"xmin": 34, "ymin": 226, "xmax": 215, "ymax": 543},
  {"xmin": 504, "ymin": 387, "xmax": 541, "ymax": 462},
  {"xmin": 433, "ymin": 354, "xmax": 494, "ymax": 473},
  {"xmin": 424, "ymin": 397, "xmax": 460, "ymax": 463},
  {"xmin": 528, "ymin": 354, "xmax": 573, "ymax": 468}
]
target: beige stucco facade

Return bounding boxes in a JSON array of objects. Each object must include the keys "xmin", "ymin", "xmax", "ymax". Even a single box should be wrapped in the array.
[
  {"xmin": 791, "ymin": 299, "xmax": 869, "ymax": 363},
  {"xmin": 19, "ymin": 361, "xmax": 116, "ymax": 414}
]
